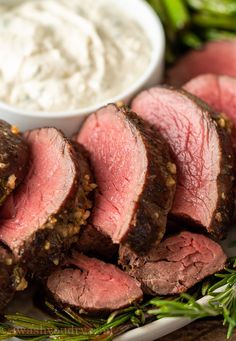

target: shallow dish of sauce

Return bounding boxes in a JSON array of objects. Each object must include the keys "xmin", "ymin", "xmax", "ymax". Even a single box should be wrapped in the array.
[
  {"xmin": 0, "ymin": 0, "xmax": 152, "ymax": 112},
  {"xmin": 0, "ymin": 0, "xmax": 164, "ymax": 135}
]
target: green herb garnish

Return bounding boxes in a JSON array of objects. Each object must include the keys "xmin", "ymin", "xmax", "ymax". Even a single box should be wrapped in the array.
[
  {"xmin": 146, "ymin": 0, "xmax": 236, "ymax": 63},
  {"xmin": 1, "ymin": 258, "xmax": 236, "ymax": 340}
]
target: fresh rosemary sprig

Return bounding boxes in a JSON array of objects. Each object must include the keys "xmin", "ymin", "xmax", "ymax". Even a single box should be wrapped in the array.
[
  {"xmin": 2, "ymin": 259, "xmax": 236, "ymax": 340},
  {"xmin": 148, "ymin": 293, "xmax": 219, "ymax": 319},
  {"xmin": 0, "ymin": 301, "xmax": 152, "ymax": 340}
]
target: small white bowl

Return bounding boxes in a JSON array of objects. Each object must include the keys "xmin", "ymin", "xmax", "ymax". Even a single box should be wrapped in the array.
[{"xmin": 0, "ymin": 0, "xmax": 165, "ymax": 136}]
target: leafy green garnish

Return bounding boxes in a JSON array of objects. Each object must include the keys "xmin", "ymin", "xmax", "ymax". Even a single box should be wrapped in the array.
[
  {"xmin": 1, "ymin": 259, "xmax": 236, "ymax": 340},
  {"xmin": 146, "ymin": 0, "xmax": 236, "ymax": 63}
]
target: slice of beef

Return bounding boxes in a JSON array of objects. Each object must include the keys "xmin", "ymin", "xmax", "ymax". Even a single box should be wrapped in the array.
[
  {"xmin": 184, "ymin": 74, "xmax": 236, "ymax": 149},
  {"xmin": 71, "ymin": 143, "xmax": 117, "ymax": 260},
  {"xmin": 119, "ymin": 231, "xmax": 227, "ymax": 295},
  {"xmin": 77, "ymin": 224, "xmax": 118, "ymax": 260},
  {"xmin": 132, "ymin": 86, "xmax": 234, "ymax": 238},
  {"xmin": 76, "ymin": 104, "xmax": 176, "ymax": 253},
  {"xmin": 0, "ymin": 246, "xmax": 15, "ymax": 311},
  {"xmin": 0, "ymin": 244, "xmax": 27, "ymax": 311},
  {"xmin": 166, "ymin": 40, "xmax": 236, "ymax": 86},
  {"xmin": 47, "ymin": 252, "xmax": 143, "ymax": 314},
  {"xmin": 0, "ymin": 128, "xmax": 94, "ymax": 278},
  {"xmin": 0, "ymin": 120, "xmax": 29, "ymax": 205}
]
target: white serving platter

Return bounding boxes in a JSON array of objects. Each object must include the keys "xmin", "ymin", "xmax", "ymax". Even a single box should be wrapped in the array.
[{"xmin": 6, "ymin": 227, "xmax": 236, "ymax": 341}]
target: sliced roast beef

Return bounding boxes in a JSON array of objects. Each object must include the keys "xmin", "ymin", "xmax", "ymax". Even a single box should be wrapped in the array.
[
  {"xmin": 119, "ymin": 231, "xmax": 227, "ymax": 295},
  {"xmin": 0, "ymin": 246, "xmax": 15, "ymax": 310},
  {"xmin": 0, "ymin": 244, "xmax": 27, "ymax": 311},
  {"xmin": 0, "ymin": 128, "xmax": 95, "ymax": 277},
  {"xmin": 132, "ymin": 87, "xmax": 234, "ymax": 238},
  {"xmin": 76, "ymin": 104, "xmax": 176, "ymax": 252},
  {"xmin": 78, "ymin": 224, "xmax": 118, "ymax": 260},
  {"xmin": 47, "ymin": 252, "xmax": 143, "ymax": 314},
  {"xmin": 71, "ymin": 143, "xmax": 117, "ymax": 260},
  {"xmin": 184, "ymin": 74, "xmax": 236, "ymax": 149},
  {"xmin": 166, "ymin": 40, "xmax": 236, "ymax": 86},
  {"xmin": 0, "ymin": 120, "xmax": 29, "ymax": 205}
]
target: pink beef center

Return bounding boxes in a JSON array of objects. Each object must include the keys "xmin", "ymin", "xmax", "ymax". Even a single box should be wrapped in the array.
[
  {"xmin": 0, "ymin": 128, "xmax": 76, "ymax": 256},
  {"xmin": 141, "ymin": 231, "xmax": 226, "ymax": 294},
  {"xmin": 78, "ymin": 106, "xmax": 147, "ymax": 243},
  {"xmin": 47, "ymin": 253, "xmax": 142, "ymax": 310},
  {"xmin": 168, "ymin": 40, "xmax": 236, "ymax": 86},
  {"xmin": 184, "ymin": 74, "xmax": 236, "ymax": 147},
  {"xmin": 132, "ymin": 88, "xmax": 220, "ymax": 228}
]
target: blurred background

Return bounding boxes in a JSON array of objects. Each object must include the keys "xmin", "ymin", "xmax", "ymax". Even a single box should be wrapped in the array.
[{"xmin": 147, "ymin": 0, "xmax": 236, "ymax": 63}]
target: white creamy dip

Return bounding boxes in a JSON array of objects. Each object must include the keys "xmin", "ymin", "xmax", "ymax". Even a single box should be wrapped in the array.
[{"xmin": 0, "ymin": 0, "xmax": 151, "ymax": 112}]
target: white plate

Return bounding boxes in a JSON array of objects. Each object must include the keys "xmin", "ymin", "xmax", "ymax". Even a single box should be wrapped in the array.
[{"xmin": 6, "ymin": 227, "xmax": 236, "ymax": 341}]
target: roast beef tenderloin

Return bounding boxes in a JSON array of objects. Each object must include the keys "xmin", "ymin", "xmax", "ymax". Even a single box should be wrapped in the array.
[
  {"xmin": 77, "ymin": 224, "xmax": 118, "ymax": 260},
  {"xmin": 0, "ymin": 246, "xmax": 16, "ymax": 311},
  {"xmin": 166, "ymin": 40, "xmax": 236, "ymax": 86},
  {"xmin": 71, "ymin": 143, "xmax": 117, "ymax": 260},
  {"xmin": 0, "ymin": 120, "xmax": 29, "ymax": 205},
  {"xmin": 132, "ymin": 87, "xmax": 234, "ymax": 238},
  {"xmin": 184, "ymin": 74, "xmax": 236, "ymax": 149},
  {"xmin": 119, "ymin": 231, "xmax": 227, "ymax": 295},
  {"xmin": 76, "ymin": 104, "xmax": 176, "ymax": 252},
  {"xmin": 0, "ymin": 244, "xmax": 27, "ymax": 311},
  {"xmin": 0, "ymin": 128, "xmax": 95, "ymax": 279},
  {"xmin": 47, "ymin": 252, "xmax": 143, "ymax": 314}
]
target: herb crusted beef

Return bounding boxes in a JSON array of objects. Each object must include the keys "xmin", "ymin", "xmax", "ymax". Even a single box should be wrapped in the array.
[
  {"xmin": 119, "ymin": 231, "xmax": 227, "ymax": 295},
  {"xmin": 0, "ymin": 128, "xmax": 95, "ymax": 279},
  {"xmin": 0, "ymin": 120, "xmax": 29, "ymax": 205},
  {"xmin": 47, "ymin": 252, "xmax": 143, "ymax": 314},
  {"xmin": 77, "ymin": 224, "xmax": 118, "ymax": 260},
  {"xmin": 184, "ymin": 74, "xmax": 236, "ymax": 149},
  {"xmin": 76, "ymin": 104, "xmax": 176, "ymax": 252},
  {"xmin": 132, "ymin": 87, "xmax": 234, "ymax": 238},
  {"xmin": 0, "ymin": 242, "xmax": 28, "ymax": 311}
]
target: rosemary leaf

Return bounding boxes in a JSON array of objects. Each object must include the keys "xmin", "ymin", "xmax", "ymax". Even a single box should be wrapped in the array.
[{"xmin": 2, "ymin": 259, "xmax": 236, "ymax": 340}]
